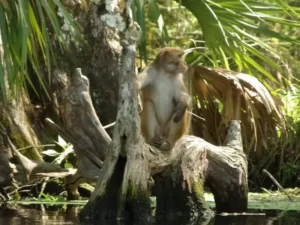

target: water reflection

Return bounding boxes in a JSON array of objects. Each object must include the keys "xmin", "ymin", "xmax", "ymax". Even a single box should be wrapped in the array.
[
  {"xmin": 0, "ymin": 204, "xmax": 81, "ymax": 225},
  {"xmin": 0, "ymin": 204, "xmax": 299, "ymax": 225}
]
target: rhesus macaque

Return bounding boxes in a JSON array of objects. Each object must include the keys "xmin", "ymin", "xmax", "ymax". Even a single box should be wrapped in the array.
[{"xmin": 137, "ymin": 47, "xmax": 191, "ymax": 150}]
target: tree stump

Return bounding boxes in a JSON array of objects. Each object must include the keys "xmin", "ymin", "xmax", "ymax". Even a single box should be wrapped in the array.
[
  {"xmin": 149, "ymin": 120, "xmax": 247, "ymax": 218},
  {"xmin": 79, "ymin": 37, "xmax": 151, "ymax": 223}
]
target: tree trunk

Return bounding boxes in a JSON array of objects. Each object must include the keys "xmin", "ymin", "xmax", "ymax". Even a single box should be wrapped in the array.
[
  {"xmin": 68, "ymin": 1, "xmax": 247, "ymax": 220},
  {"xmin": 46, "ymin": 68, "xmax": 111, "ymax": 199},
  {"xmin": 57, "ymin": 0, "xmax": 123, "ymax": 130},
  {"xmin": 0, "ymin": 32, "xmax": 42, "ymax": 162},
  {"xmin": 0, "ymin": 32, "xmax": 43, "ymax": 190},
  {"xmin": 149, "ymin": 121, "xmax": 247, "ymax": 219},
  {"xmin": 73, "ymin": 61, "xmax": 248, "ymax": 221},
  {"xmin": 206, "ymin": 120, "xmax": 248, "ymax": 213}
]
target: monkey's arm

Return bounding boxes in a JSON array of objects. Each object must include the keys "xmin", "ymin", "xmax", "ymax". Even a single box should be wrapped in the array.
[
  {"xmin": 173, "ymin": 90, "xmax": 191, "ymax": 123},
  {"xmin": 136, "ymin": 68, "xmax": 152, "ymax": 90}
]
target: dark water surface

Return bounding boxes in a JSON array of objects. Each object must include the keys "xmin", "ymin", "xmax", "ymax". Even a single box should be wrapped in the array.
[{"xmin": 0, "ymin": 204, "xmax": 299, "ymax": 225}]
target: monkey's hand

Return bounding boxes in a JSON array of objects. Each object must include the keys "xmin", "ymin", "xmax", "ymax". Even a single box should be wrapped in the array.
[
  {"xmin": 173, "ymin": 109, "xmax": 185, "ymax": 123},
  {"xmin": 173, "ymin": 94, "xmax": 190, "ymax": 123}
]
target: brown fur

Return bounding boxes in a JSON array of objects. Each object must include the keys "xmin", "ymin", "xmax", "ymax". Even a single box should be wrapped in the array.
[{"xmin": 137, "ymin": 47, "xmax": 191, "ymax": 150}]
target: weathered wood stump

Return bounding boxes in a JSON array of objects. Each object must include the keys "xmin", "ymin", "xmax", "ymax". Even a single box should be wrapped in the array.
[
  {"xmin": 149, "ymin": 119, "xmax": 247, "ymax": 217},
  {"xmin": 206, "ymin": 120, "xmax": 248, "ymax": 213},
  {"xmin": 46, "ymin": 67, "xmax": 111, "ymax": 199},
  {"xmin": 79, "ymin": 38, "xmax": 151, "ymax": 223}
]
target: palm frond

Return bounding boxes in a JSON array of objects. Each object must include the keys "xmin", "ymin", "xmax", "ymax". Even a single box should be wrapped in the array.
[
  {"xmin": 188, "ymin": 66, "xmax": 285, "ymax": 157},
  {"xmin": 181, "ymin": 0, "xmax": 300, "ymax": 83}
]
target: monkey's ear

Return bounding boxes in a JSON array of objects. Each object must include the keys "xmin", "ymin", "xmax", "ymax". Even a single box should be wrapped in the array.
[
  {"xmin": 158, "ymin": 49, "xmax": 168, "ymax": 64},
  {"xmin": 159, "ymin": 48, "xmax": 170, "ymax": 59},
  {"xmin": 159, "ymin": 48, "xmax": 167, "ymax": 57}
]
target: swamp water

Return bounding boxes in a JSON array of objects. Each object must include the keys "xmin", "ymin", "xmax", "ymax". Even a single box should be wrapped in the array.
[{"xmin": 0, "ymin": 201, "xmax": 299, "ymax": 225}]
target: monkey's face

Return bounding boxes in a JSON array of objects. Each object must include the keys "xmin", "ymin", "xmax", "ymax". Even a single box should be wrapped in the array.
[
  {"xmin": 164, "ymin": 55, "xmax": 187, "ymax": 74},
  {"xmin": 158, "ymin": 48, "xmax": 187, "ymax": 74}
]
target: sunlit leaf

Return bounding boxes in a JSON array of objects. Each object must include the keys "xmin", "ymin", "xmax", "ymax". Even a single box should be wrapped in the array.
[
  {"xmin": 64, "ymin": 162, "xmax": 74, "ymax": 169},
  {"xmin": 57, "ymin": 135, "xmax": 68, "ymax": 147},
  {"xmin": 42, "ymin": 149, "xmax": 60, "ymax": 157}
]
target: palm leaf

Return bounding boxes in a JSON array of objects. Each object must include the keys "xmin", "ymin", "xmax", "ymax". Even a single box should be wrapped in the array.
[
  {"xmin": 181, "ymin": 0, "xmax": 300, "ymax": 81},
  {"xmin": 132, "ymin": 0, "xmax": 148, "ymax": 64}
]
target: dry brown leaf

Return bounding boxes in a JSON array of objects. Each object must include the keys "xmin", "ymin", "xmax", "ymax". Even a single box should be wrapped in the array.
[{"xmin": 189, "ymin": 66, "xmax": 285, "ymax": 158}]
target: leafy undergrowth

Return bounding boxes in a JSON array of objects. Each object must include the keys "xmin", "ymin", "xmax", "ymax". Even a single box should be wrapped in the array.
[
  {"xmin": 4, "ymin": 188, "xmax": 300, "ymax": 211},
  {"xmin": 249, "ymin": 188, "xmax": 300, "ymax": 201}
]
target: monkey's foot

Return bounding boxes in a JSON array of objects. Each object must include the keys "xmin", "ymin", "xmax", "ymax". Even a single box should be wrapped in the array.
[
  {"xmin": 151, "ymin": 136, "xmax": 164, "ymax": 148},
  {"xmin": 159, "ymin": 142, "xmax": 172, "ymax": 151},
  {"xmin": 151, "ymin": 136, "xmax": 172, "ymax": 151}
]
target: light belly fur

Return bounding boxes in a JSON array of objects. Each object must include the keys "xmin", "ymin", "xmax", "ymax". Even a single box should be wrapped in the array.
[{"xmin": 150, "ymin": 78, "xmax": 175, "ymax": 125}]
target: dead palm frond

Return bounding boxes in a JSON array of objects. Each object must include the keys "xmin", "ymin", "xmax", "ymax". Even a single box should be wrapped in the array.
[{"xmin": 187, "ymin": 66, "xmax": 285, "ymax": 158}]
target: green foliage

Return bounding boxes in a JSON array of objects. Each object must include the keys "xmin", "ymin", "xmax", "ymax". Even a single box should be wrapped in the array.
[
  {"xmin": 133, "ymin": 0, "xmax": 300, "ymax": 86},
  {"xmin": 39, "ymin": 193, "xmax": 66, "ymax": 202},
  {"xmin": 0, "ymin": 0, "xmax": 79, "ymax": 100},
  {"xmin": 247, "ymin": 87, "xmax": 300, "ymax": 189},
  {"xmin": 132, "ymin": 0, "xmax": 170, "ymax": 65},
  {"xmin": 276, "ymin": 88, "xmax": 300, "ymax": 186}
]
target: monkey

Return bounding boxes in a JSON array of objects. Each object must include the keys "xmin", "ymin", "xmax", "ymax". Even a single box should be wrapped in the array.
[{"xmin": 137, "ymin": 47, "xmax": 191, "ymax": 150}]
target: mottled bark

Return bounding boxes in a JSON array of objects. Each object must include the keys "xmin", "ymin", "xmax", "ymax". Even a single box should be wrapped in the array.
[
  {"xmin": 152, "ymin": 138, "xmax": 210, "ymax": 219},
  {"xmin": 42, "ymin": 0, "xmax": 126, "ymax": 199},
  {"xmin": 0, "ymin": 34, "xmax": 42, "ymax": 161},
  {"xmin": 57, "ymin": 1, "xmax": 123, "ymax": 129},
  {"xmin": 148, "ymin": 121, "xmax": 247, "ymax": 218},
  {"xmin": 0, "ymin": 31, "xmax": 63, "ymax": 197},
  {"xmin": 0, "ymin": 97, "xmax": 43, "ymax": 161}
]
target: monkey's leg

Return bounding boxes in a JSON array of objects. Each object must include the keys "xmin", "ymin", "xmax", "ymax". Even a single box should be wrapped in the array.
[
  {"xmin": 151, "ymin": 126, "xmax": 170, "ymax": 149},
  {"xmin": 160, "ymin": 113, "xmax": 188, "ymax": 151},
  {"xmin": 151, "ymin": 121, "xmax": 173, "ymax": 151},
  {"xmin": 141, "ymin": 101, "xmax": 159, "ymax": 145}
]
